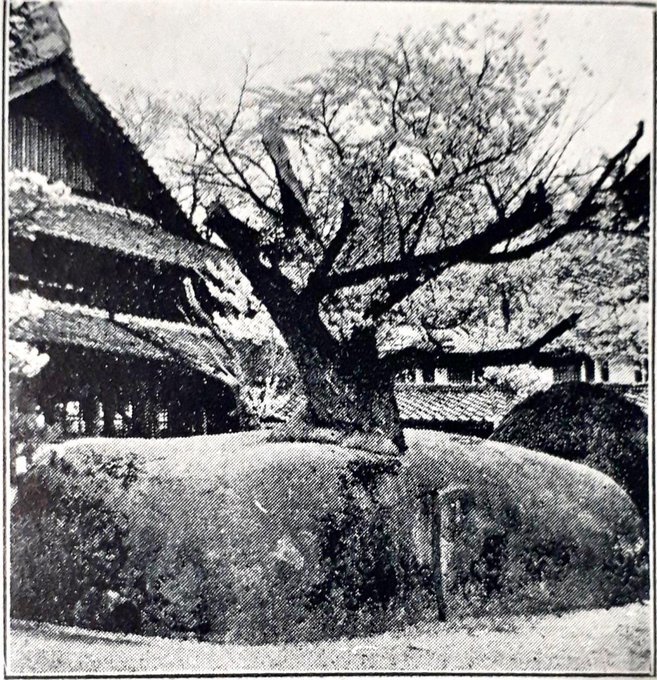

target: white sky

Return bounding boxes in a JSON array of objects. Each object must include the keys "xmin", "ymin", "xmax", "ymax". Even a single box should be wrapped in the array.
[{"xmin": 58, "ymin": 0, "xmax": 653, "ymax": 160}]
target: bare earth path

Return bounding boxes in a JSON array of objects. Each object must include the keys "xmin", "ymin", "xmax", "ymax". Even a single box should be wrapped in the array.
[{"xmin": 8, "ymin": 603, "xmax": 652, "ymax": 675}]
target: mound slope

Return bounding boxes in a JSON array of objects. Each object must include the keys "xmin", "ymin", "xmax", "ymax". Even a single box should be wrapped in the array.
[
  {"xmin": 491, "ymin": 383, "xmax": 648, "ymax": 523},
  {"xmin": 12, "ymin": 430, "xmax": 646, "ymax": 642}
]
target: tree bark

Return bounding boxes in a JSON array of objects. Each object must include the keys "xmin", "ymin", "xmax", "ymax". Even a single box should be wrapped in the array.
[
  {"xmin": 204, "ymin": 205, "xmax": 407, "ymax": 453},
  {"xmin": 280, "ymin": 323, "xmax": 406, "ymax": 453}
]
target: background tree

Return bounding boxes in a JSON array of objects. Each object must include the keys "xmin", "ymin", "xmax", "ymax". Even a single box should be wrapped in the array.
[
  {"xmin": 111, "ymin": 84, "xmax": 174, "ymax": 158},
  {"xmin": 109, "ymin": 81, "xmax": 302, "ymax": 426},
  {"xmin": 7, "ymin": 291, "xmax": 54, "ymax": 481},
  {"xmin": 170, "ymin": 21, "xmax": 643, "ymax": 452},
  {"xmin": 399, "ymin": 156, "xmax": 649, "ymax": 401},
  {"xmin": 403, "ymin": 219, "xmax": 648, "ymax": 363}
]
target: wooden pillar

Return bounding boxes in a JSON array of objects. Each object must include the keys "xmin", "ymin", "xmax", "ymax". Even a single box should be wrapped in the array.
[
  {"xmin": 581, "ymin": 357, "xmax": 595, "ymax": 383},
  {"xmin": 81, "ymin": 393, "xmax": 103, "ymax": 436},
  {"xmin": 132, "ymin": 385, "xmax": 146, "ymax": 437},
  {"xmin": 173, "ymin": 374, "xmax": 195, "ymax": 435},
  {"xmin": 101, "ymin": 388, "xmax": 118, "ymax": 436},
  {"xmin": 144, "ymin": 395, "xmax": 157, "ymax": 437},
  {"xmin": 132, "ymin": 382, "xmax": 157, "ymax": 437},
  {"xmin": 40, "ymin": 395, "xmax": 58, "ymax": 427},
  {"xmin": 167, "ymin": 395, "xmax": 182, "ymax": 436},
  {"xmin": 593, "ymin": 358, "xmax": 610, "ymax": 383}
]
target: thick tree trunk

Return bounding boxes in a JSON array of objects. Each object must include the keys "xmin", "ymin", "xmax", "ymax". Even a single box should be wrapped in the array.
[
  {"xmin": 280, "ymin": 324, "xmax": 406, "ymax": 454},
  {"xmin": 204, "ymin": 206, "xmax": 405, "ymax": 454}
]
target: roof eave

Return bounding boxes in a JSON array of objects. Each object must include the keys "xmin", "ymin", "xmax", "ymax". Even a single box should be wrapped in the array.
[
  {"xmin": 9, "ymin": 53, "xmax": 199, "ymax": 245},
  {"xmin": 9, "ymin": 60, "xmax": 59, "ymax": 99}
]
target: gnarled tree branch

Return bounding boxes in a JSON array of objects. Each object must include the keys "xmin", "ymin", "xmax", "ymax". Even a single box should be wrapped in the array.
[
  {"xmin": 367, "ymin": 122, "xmax": 644, "ymax": 320},
  {"xmin": 382, "ymin": 312, "xmax": 581, "ymax": 373},
  {"xmin": 205, "ymin": 202, "xmax": 299, "ymax": 309},
  {"xmin": 261, "ymin": 116, "xmax": 316, "ymax": 242},
  {"xmin": 305, "ymin": 199, "xmax": 358, "ymax": 297},
  {"xmin": 474, "ymin": 121, "xmax": 645, "ymax": 265},
  {"xmin": 326, "ymin": 183, "xmax": 551, "ymax": 293}
]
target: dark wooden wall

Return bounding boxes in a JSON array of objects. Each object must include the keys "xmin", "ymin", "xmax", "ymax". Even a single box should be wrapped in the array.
[
  {"xmin": 10, "ymin": 82, "xmax": 157, "ymax": 217},
  {"xmin": 9, "ymin": 109, "xmax": 97, "ymax": 194},
  {"xmin": 10, "ymin": 235, "xmax": 186, "ymax": 320},
  {"xmin": 9, "ymin": 81, "xmax": 193, "ymax": 322}
]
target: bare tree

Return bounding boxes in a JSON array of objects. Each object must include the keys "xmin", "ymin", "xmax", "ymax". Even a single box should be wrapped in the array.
[
  {"xmin": 176, "ymin": 22, "xmax": 644, "ymax": 452},
  {"xmin": 112, "ymin": 84, "xmax": 174, "ymax": 157}
]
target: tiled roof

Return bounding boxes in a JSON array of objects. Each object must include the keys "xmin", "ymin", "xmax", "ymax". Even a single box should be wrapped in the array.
[
  {"xmin": 9, "ymin": 172, "xmax": 227, "ymax": 272},
  {"xmin": 395, "ymin": 384, "xmax": 515, "ymax": 425},
  {"xmin": 10, "ymin": 292, "xmax": 233, "ymax": 382},
  {"xmin": 264, "ymin": 385, "xmax": 516, "ymax": 427},
  {"xmin": 9, "ymin": 1, "xmax": 70, "ymax": 79},
  {"xmin": 610, "ymin": 383, "xmax": 649, "ymax": 413},
  {"xmin": 9, "ymin": 50, "xmax": 58, "ymax": 80}
]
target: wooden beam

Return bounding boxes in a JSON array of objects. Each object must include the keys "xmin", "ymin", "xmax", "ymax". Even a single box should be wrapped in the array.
[{"xmin": 9, "ymin": 67, "xmax": 57, "ymax": 100}]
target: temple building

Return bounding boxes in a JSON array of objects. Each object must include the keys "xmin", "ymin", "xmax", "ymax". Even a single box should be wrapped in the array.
[{"xmin": 8, "ymin": 1, "xmax": 239, "ymax": 438}]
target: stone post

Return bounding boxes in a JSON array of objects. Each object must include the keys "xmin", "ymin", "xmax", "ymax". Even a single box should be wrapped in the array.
[
  {"xmin": 413, "ymin": 485, "xmax": 470, "ymax": 622},
  {"xmin": 413, "ymin": 487, "xmax": 446, "ymax": 621}
]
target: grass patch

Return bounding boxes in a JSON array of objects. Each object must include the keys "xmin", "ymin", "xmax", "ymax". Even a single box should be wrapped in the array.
[{"xmin": 11, "ymin": 429, "xmax": 647, "ymax": 643}]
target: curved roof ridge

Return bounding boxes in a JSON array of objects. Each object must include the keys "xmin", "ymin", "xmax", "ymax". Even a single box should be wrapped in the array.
[
  {"xmin": 9, "ymin": 0, "xmax": 71, "ymax": 78},
  {"xmin": 55, "ymin": 54, "xmax": 199, "ymax": 241},
  {"xmin": 9, "ymin": 0, "xmax": 201, "ymax": 243}
]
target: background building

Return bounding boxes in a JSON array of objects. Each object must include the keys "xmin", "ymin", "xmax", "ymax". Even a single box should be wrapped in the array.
[{"xmin": 8, "ymin": 1, "xmax": 239, "ymax": 438}]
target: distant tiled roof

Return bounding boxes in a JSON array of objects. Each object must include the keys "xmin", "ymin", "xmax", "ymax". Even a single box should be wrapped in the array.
[
  {"xmin": 265, "ymin": 384, "xmax": 516, "ymax": 427},
  {"xmin": 10, "ymin": 292, "xmax": 233, "ymax": 382},
  {"xmin": 10, "ymin": 172, "xmax": 227, "ymax": 272},
  {"xmin": 395, "ymin": 384, "xmax": 515, "ymax": 425},
  {"xmin": 610, "ymin": 383, "xmax": 649, "ymax": 413}
]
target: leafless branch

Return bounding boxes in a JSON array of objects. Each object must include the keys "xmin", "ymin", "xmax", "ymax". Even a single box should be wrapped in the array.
[{"xmin": 383, "ymin": 312, "xmax": 581, "ymax": 372}]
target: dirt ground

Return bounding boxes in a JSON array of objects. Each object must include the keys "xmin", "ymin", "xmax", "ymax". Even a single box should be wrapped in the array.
[{"xmin": 8, "ymin": 602, "xmax": 652, "ymax": 675}]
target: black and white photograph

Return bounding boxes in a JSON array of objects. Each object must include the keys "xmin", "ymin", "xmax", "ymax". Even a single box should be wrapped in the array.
[{"xmin": 3, "ymin": 0, "xmax": 654, "ymax": 674}]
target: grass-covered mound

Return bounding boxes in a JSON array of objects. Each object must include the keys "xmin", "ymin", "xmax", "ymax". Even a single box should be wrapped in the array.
[
  {"xmin": 491, "ymin": 383, "xmax": 649, "ymax": 525},
  {"xmin": 11, "ymin": 430, "xmax": 647, "ymax": 643}
]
